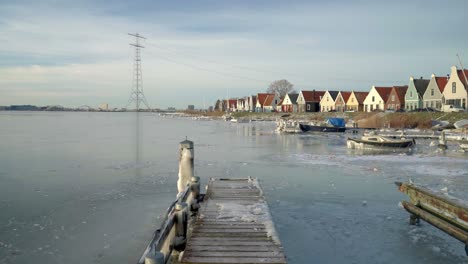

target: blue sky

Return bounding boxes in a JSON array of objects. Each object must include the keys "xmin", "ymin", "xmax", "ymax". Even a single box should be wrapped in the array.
[{"xmin": 0, "ymin": 0, "xmax": 467, "ymax": 108}]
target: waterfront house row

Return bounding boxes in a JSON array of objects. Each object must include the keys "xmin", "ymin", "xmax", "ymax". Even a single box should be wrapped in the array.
[{"xmin": 213, "ymin": 65, "xmax": 468, "ymax": 112}]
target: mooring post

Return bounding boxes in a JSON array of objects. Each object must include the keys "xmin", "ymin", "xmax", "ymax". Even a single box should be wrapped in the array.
[
  {"xmin": 177, "ymin": 139, "xmax": 194, "ymax": 194},
  {"xmin": 144, "ymin": 251, "xmax": 165, "ymax": 264},
  {"xmin": 438, "ymin": 131, "xmax": 447, "ymax": 150},
  {"xmin": 173, "ymin": 202, "xmax": 188, "ymax": 251},
  {"xmin": 189, "ymin": 176, "xmax": 201, "ymax": 213},
  {"xmin": 409, "ymin": 214, "xmax": 420, "ymax": 225}
]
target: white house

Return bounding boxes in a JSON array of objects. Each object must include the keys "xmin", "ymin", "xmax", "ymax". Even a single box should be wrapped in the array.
[
  {"xmin": 443, "ymin": 66, "xmax": 468, "ymax": 110},
  {"xmin": 363, "ymin": 86, "xmax": 392, "ymax": 112}
]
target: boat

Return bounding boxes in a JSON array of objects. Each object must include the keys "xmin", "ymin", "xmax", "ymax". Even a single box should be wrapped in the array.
[
  {"xmin": 347, "ymin": 135, "xmax": 415, "ymax": 149},
  {"xmin": 454, "ymin": 119, "xmax": 468, "ymax": 129},
  {"xmin": 299, "ymin": 117, "xmax": 346, "ymax": 133},
  {"xmin": 222, "ymin": 114, "xmax": 232, "ymax": 121}
]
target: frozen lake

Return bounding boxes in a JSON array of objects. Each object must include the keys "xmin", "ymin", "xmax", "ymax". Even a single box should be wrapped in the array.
[{"xmin": 0, "ymin": 112, "xmax": 467, "ymax": 264}]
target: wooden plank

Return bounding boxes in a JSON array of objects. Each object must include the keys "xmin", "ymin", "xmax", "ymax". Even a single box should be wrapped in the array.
[
  {"xmin": 184, "ymin": 251, "xmax": 284, "ymax": 258},
  {"xmin": 181, "ymin": 178, "xmax": 286, "ymax": 264},
  {"xmin": 190, "ymin": 232, "xmax": 268, "ymax": 237},
  {"xmin": 181, "ymin": 256, "xmax": 286, "ymax": 264},
  {"xmin": 185, "ymin": 245, "xmax": 281, "ymax": 252},
  {"xmin": 195, "ymin": 225, "xmax": 265, "ymax": 229},
  {"xmin": 189, "ymin": 240, "xmax": 276, "ymax": 246},
  {"xmin": 189, "ymin": 237, "xmax": 271, "ymax": 242},
  {"xmin": 192, "ymin": 228, "xmax": 267, "ymax": 233}
]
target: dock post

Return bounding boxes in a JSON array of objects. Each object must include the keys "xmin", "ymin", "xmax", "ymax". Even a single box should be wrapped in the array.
[
  {"xmin": 173, "ymin": 202, "xmax": 188, "ymax": 251},
  {"xmin": 178, "ymin": 139, "xmax": 194, "ymax": 194},
  {"xmin": 409, "ymin": 214, "xmax": 420, "ymax": 225},
  {"xmin": 438, "ymin": 131, "xmax": 447, "ymax": 150},
  {"xmin": 144, "ymin": 251, "xmax": 164, "ymax": 264},
  {"xmin": 189, "ymin": 176, "xmax": 201, "ymax": 214}
]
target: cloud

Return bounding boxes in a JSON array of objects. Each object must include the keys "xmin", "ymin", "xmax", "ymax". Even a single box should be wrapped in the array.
[{"xmin": 0, "ymin": 0, "xmax": 467, "ymax": 108}]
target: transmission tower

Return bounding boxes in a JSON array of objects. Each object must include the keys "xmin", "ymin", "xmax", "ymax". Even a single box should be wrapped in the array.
[{"xmin": 126, "ymin": 33, "xmax": 150, "ymax": 111}]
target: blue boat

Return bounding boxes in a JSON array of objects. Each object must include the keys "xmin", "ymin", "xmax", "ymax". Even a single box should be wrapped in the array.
[{"xmin": 299, "ymin": 118, "xmax": 346, "ymax": 133}]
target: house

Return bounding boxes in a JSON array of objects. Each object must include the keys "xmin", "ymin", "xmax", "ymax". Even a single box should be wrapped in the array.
[
  {"xmin": 255, "ymin": 93, "xmax": 278, "ymax": 112},
  {"xmin": 386, "ymin": 86, "xmax": 408, "ymax": 111},
  {"xmin": 236, "ymin": 98, "xmax": 246, "ymax": 112},
  {"xmin": 228, "ymin": 99, "xmax": 237, "ymax": 112},
  {"xmin": 244, "ymin": 96, "xmax": 254, "ymax": 112},
  {"xmin": 263, "ymin": 94, "xmax": 280, "ymax": 112},
  {"xmin": 248, "ymin": 95, "xmax": 257, "ymax": 112},
  {"xmin": 281, "ymin": 93, "xmax": 299, "ymax": 112},
  {"xmin": 346, "ymin": 91, "xmax": 368, "ymax": 112},
  {"xmin": 405, "ymin": 77, "xmax": 430, "ymax": 111},
  {"xmin": 363, "ymin": 86, "xmax": 392, "ymax": 112},
  {"xmin": 320, "ymin": 91, "xmax": 339, "ymax": 112},
  {"xmin": 442, "ymin": 66, "xmax": 468, "ymax": 109},
  {"xmin": 297, "ymin": 90, "xmax": 325, "ymax": 112},
  {"xmin": 423, "ymin": 74, "xmax": 448, "ymax": 110},
  {"xmin": 276, "ymin": 98, "xmax": 284, "ymax": 112},
  {"xmin": 335, "ymin": 91, "xmax": 351, "ymax": 112}
]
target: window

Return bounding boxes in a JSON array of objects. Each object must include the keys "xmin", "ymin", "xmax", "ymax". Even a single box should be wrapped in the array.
[
  {"xmin": 431, "ymin": 89, "xmax": 434, "ymax": 96},
  {"xmin": 452, "ymin": 82, "xmax": 456, "ymax": 93},
  {"xmin": 307, "ymin": 104, "xmax": 310, "ymax": 111},
  {"xmin": 410, "ymin": 91, "xmax": 413, "ymax": 97},
  {"xmin": 327, "ymin": 96, "xmax": 329, "ymax": 102},
  {"xmin": 351, "ymin": 97, "xmax": 354, "ymax": 102},
  {"xmin": 372, "ymin": 96, "xmax": 375, "ymax": 102},
  {"xmin": 391, "ymin": 95, "xmax": 395, "ymax": 101}
]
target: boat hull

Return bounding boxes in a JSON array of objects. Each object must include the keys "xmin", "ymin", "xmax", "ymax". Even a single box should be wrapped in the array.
[
  {"xmin": 299, "ymin": 124, "xmax": 346, "ymax": 133},
  {"xmin": 347, "ymin": 138, "xmax": 415, "ymax": 149}
]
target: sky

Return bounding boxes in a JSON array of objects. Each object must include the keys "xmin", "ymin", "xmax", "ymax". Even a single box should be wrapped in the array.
[{"xmin": 0, "ymin": 0, "xmax": 467, "ymax": 109}]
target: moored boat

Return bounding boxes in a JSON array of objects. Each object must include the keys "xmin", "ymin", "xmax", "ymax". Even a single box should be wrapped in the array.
[
  {"xmin": 454, "ymin": 119, "xmax": 468, "ymax": 129},
  {"xmin": 299, "ymin": 117, "xmax": 346, "ymax": 133},
  {"xmin": 347, "ymin": 135, "xmax": 415, "ymax": 149}
]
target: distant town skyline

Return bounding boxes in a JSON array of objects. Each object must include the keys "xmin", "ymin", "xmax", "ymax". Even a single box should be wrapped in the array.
[{"xmin": 1, "ymin": 0, "xmax": 468, "ymax": 109}]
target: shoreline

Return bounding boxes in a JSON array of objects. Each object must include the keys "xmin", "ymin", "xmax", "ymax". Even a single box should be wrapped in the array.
[{"xmin": 184, "ymin": 111, "xmax": 468, "ymax": 129}]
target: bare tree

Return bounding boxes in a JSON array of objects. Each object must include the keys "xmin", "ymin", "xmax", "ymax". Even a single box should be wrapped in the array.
[{"xmin": 267, "ymin": 79, "xmax": 295, "ymax": 98}]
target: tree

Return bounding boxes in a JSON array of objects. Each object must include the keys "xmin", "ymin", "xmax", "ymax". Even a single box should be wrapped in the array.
[{"xmin": 267, "ymin": 79, "xmax": 295, "ymax": 98}]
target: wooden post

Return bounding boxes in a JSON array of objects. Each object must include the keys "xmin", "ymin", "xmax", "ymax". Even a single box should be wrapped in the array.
[
  {"xmin": 189, "ymin": 176, "xmax": 201, "ymax": 213},
  {"xmin": 178, "ymin": 140, "xmax": 194, "ymax": 194},
  {"xmin": 145, "ymin": 251, "xmax": 164, "ymax": 264},
  {"xmin": 173, "ymin": 202, "xmax": 188, "ymax": 251}
]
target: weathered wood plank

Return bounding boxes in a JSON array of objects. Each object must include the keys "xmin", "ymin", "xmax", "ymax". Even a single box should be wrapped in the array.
[
  {"xmin": 184, "ymin": 251, "xmax": 284, "ymax": 258},
  {"xmin": 181, "ymin": 178, "xmax": 286, "ymax": 264},
  {"xmin": 181, "ymin": 256, "xmax": 286, "ymax": 264},
  {"xmin": 185, "ymin": 245, "xmax": 282, "ymax": 252},
  {"xmin": 192, "ymin": 228, "xmax": 267, "ymax": 233},
  {"xmin": 189, "ymin": 240, "xmax": 276, "ymax": 246}
]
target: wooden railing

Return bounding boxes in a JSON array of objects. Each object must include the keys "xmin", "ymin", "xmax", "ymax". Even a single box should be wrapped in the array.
[
  {"xmin": 137, "ymin": 176, "xmax": 201, "ymax": 264},
  {"xmin": 396, "ymin": 182, "xmax": 467, "ymax": 255}
]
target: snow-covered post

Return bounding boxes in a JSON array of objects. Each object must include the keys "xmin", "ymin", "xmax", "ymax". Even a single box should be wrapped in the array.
[
  {"xmin": 144, "ymin": 251, "xmax": 164, "ymax": 264},
  {"xmin": 189, "ymin": 176, "xmax": 201, "ymax": 213},
  {"xmin": 173, "ymin": 202, "xmax": 188, "ymax": 251},
  {"xmin": 177, "ymin": 140, "xmax": 194, "ymax": 194}
]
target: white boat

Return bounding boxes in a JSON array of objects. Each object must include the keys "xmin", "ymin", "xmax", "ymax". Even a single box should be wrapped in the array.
[
  {"xmin": 347, "ymin": 135, "xmax": 415, "ymax": 149},
  {"xmin": 454, "ymin": 119, "xmax": 468, "ymax": 129}
]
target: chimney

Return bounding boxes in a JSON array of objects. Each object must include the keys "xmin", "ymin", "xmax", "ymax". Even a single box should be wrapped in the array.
[
  {"xmin": 420, "ymin": 76, "xmax": 423, "ymax": 79},
  {"xmin": 447, "ymin": 74, "xmax": 449, "ymax": 80}
]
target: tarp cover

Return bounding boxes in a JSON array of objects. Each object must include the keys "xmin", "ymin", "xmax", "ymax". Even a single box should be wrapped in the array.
[{"xmin": 326, "ymin": 118, "xmax": 346, "ymax": 127}]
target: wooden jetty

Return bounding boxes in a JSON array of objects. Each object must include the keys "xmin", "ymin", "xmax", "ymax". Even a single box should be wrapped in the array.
[
  {"xmin": 180, "ymin": 178, "xmax": 286, "ymax": 264},
  {"xmin": 396, "ymin": 182, "xmax": 468, "ymax": 255},
  {"xmin": 138, "ymin": 140, "xmax": 286, "ymax": 264}
]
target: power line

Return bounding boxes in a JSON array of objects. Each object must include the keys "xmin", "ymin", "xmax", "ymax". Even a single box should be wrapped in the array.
[{"xmin": 144, "ymin": 41, "xmax": 404, "ymax": 84}]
